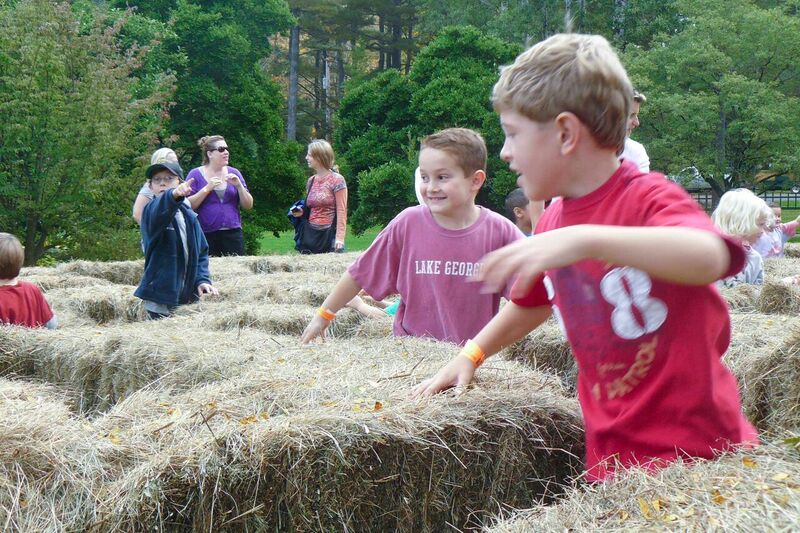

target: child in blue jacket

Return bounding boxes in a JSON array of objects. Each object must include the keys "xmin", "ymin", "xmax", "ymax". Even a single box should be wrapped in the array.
[{"xmin": 134, "ymin": 161, "xmax": 218, "ymax": 319}]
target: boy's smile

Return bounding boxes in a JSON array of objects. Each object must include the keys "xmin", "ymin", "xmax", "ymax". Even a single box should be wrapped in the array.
[{"xmin": 418, "ymin": 148, "xmax": 483, "ymax": 228}]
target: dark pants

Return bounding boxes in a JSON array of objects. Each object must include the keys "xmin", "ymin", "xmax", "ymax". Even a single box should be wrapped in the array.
[
  {"xmin": 205, "ymin": 228, "xmax": 245, "ymax": 257},
  {"xmin": 147, "ymin": 310, "xmax": 172, "ymax": 320}
]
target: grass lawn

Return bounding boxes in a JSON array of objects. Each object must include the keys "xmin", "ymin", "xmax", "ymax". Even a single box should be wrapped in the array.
[{"xmin": 258, "ymin": 225, "xmax": 383, "ymax": 255}]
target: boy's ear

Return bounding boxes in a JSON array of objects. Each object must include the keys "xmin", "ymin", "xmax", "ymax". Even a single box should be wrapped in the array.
[
  {"xmin": 470, "ymin": 169, "xmax": 487, "ymax": 190},
  {"xmin": 512, "ymin": 206, "xmax": 525, "ymax": 220},
  {"xmin": 554, "ymin": 111, "xmax": 582, "ymax": 155}
]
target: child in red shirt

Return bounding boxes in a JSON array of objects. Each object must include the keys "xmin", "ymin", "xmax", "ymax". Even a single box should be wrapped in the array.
[
  {"xmin": 413, "ymin": 34, "xmax": 757, "ymax": 481},
  {"xmin": 0, "ymin": 233, "xmax": 57, "ymax": 329}
]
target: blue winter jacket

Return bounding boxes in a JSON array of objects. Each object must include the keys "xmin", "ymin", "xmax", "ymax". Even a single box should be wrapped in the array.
[{"xmin": 134, "ymin": 190, "xmax": 212, "ymax": 306}]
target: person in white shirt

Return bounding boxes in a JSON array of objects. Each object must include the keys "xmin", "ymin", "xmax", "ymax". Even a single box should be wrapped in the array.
[{"xmin": 620, "ymin": 90, "xmax": 650, "ymax": 173}]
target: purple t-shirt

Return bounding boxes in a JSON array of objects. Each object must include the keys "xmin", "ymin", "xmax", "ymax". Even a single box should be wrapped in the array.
[
  {"xmin": 187, "ymin": 166, "xmax": 248, "ymax": 233},
  {"xmin": 348, "ymin": 206, "xmax": 523, "ymax": 345}
]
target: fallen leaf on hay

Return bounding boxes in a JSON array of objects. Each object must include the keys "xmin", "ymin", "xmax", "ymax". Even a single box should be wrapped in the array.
[
  {"xmin": 756, "ymin": 483, "xmax": 770, "ymax": 491},
  {"xmin": 617, "ymin": 510, "xmax": 629, "ymax": 521},
  {"xmin": 766, "ymin": 319, "xmax": 774, "ymax": 326},
  {"xmin": 352, "ymin": 405, "xmax": 362, "ymax": 412},
  {"xmin": 711, "ymin": 489, "xmax": 727, "ymax": 505},
  {"xmin": 651, "ymin": 499, "xmax": 662, "ymax": 512},
  {"xmin": 637, "ymin": 497, "xmax": 653, "ymax": 519},
  {"xmin": 276, "ymin": 358, "xmax": 286, "ymax": 364},
  {"xmin": 239, "ymin": 415, "xmax": 258, "ymax": 425},
  {"xmin": 772, "ymin": 473, "xmax": 791, "ymax": 482},
  {"xmin": 166, "ymin": 408, "xmax": 181, "ymax": 417},
  {"xmin": 662, "ymin": 514, "xmax": 679, "ymax": 523},
  {"xmin": 304, "ymin": 377, "xmax": 317, "ymax": 388},
  {"xmin": 108, "ymin": 428, "xmax": 122, "ymax": 445},
  {"xmin": 783, "ymin": 436, "xmax": 800, "ymax": 449},
  {"xmin": 260, "ymin": 412, "xmax": 269, "ymax": 420},
  {"xmin": 19, "ymin": 498, "xmax": 27, "ymax": 508},
  {"xmin": 206, "ymin": 401, "xmax": 217, "ymax": 410},
  {"xmin": 321, "ymin": 400, "xmax": 338, "ymax": 408},
  {"xmin": 741, "ymin": 456, "xmax": 758, "ymax": 468},
  {"xmin": 373, "ymin": 401, "xmax": 383, "ymax": 411}
]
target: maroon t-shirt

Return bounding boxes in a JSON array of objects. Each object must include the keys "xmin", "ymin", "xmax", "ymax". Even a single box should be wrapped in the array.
[
  {"xmin": 0, "ymin": 281, "xmax": 54, "ymax": 328},
  {"xmin": 513, "ymin": 161, "xmax": 758, "ymax": 481}
]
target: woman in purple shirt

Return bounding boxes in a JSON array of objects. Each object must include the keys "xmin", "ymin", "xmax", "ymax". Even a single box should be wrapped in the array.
[{"xmin": 187, "ymin": 135, "xmax": 254, "ymax": 256}]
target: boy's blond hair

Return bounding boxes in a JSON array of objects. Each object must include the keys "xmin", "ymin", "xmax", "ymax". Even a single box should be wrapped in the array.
[
  {"xmin": 0, "ymin": 233, "xmax": 25, "ymax": 279},
  {"xmin": 712, "ymin": 189, "xmax": 771, "ymax": 238},
  {"xmin": 492, "ymin": 33, "xmax": 632, "ymax": 152},
  {"xmin": 420, "ymin": 128, "xmax": 487, "ymax": 177}
]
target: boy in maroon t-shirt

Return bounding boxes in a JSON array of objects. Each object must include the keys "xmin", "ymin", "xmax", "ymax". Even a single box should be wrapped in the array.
[
  {"xmin": 0, "ymin": 233, "xmax": 57, "ymax": 329},
  {"xmin": 413, "ymin": 34, "xmax": 757, "ymax": 481}
]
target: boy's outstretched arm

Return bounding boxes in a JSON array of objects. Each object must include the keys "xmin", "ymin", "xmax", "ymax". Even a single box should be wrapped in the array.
[
  {"xmin": 478, "ymin": 225, "xmax": 732, "ymax": 296},
  {"xmin": 412, "ymin": 303, "xmax": 551, "ymax": 398},
  {"xmin": 300, "ymin": 271, "xmax": 363, "ymax": 343}
]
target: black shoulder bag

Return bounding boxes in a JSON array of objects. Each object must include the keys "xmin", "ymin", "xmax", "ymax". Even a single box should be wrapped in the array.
[{"xmin": 295, "ymin": 177, "xmax": 337, "ymax": 254}]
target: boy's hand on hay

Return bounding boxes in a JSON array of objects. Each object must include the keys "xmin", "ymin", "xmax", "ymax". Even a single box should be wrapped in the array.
[
  {"xmin": 412, "ymin": 356, "xmax": 476, "ymax": 398},
  {"xmin": 197, "ymin": 283, "xmax": 219, "ymax": 297},
  {"xmin": 173, "ymin": 178, "xmax": 195, "ymax": 199},
  {"xmin": 301, "ymin": 315, "xmax": 330, "ymax": 344}
]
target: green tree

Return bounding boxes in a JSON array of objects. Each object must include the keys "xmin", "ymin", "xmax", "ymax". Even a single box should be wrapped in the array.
[
  {"xmin": 624, "ymin": 0, "xmax": 800, "ymax": 198},
  {"xmin": 337, "ymin": 26, "xmax": 520, "ymax": 232},
  {"xmin": 0, "ymin": 0, "xmax": 173, "ymax": 264}
]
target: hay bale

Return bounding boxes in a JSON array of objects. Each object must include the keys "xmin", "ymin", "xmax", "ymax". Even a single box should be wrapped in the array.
[
  {"xmin": 88, "ymin": 336, "xmax": 584, "ymax": 531},
  {"xmin": 782, "ymin": 242, "xmax": 800, "ymax": 258},
  {"xmin": 23, "ymin": 273, "xmax": 113, "ymax": 291},
  {"xmin": 738, "ymin": 325, "xmax": 800, "ymax": 434},
  {"xmin": 214, "ymin": 272, "xmax": 338, "ymax": 306},
  {"xmin": 763, "ymin": 257, "xmax": 800, "ymax": 281},
  {"xmin": 45, "ymin": 285, "xmax": 145, "ymax": 324},
  {"xmin": 248, "ymin": 251, "xmax": 358, "ymax": 275},
  {"xmin": 757, "ymin": 280, "xmax": 800, "ymax": 314},
  {"xmin": 56, "ymin": 259, "xmax": 144, "ymax": 286},
  {"xmin": 720, "ymin": 283, "xmax": 759, "ymax": 311},
  {"xmin": 723, "ymin": 313, "xmax": 800, "ymax": 431},
  {"xmin": 0, "ymin": 378, "xmax": 100, "ymax": 531},
  {"xmin": 504, "ymin": 319, "xmax": 577, "ymax": 390},
  {"xmin": 0, "ymin": 321, "xmax": 294, "ymax": 413},
  {"xmin": 486, "ymin": 442, "xmax": 800, "ymax": 532}
]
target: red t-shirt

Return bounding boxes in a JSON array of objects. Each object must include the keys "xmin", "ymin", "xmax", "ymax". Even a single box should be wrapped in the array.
[
  {"xmin": 513, "ymin": 161, "xmax": 758, "ymax": 481},
  {"xmin": 0, "ymin": 281, "xmax": 54, "ymax": 328}
]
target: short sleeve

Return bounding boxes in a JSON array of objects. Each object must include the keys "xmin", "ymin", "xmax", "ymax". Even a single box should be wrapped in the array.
[
  {"xmin": 347, "ymin": 219, "xmax": 401, "ymax": 300},
  {"xmin": 138, "ymin": 182, "xmax": 154, "ymax": 199},
  {"xmin": 510, "ymin": 274, "xmax": 549, "ymax": 308},
  {"xmin": 187, "ymin": 168, "xmax": 205, "ymax": 195},
  {"xmin": 638, "ymin": 180, "xmax": 746, "ymax": 279},
  {"xmin": 330, "ymin": 173, "xmax": 347, "ymax": 193}
]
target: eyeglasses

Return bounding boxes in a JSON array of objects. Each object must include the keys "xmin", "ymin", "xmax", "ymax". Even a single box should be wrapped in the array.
[
  {"xmin": 210, "ymin": 146, "xmax": 229, "ymax": 153},
  {"xmin": 151, "ymin": 176, "xmax": 180, "ymax": 185}
]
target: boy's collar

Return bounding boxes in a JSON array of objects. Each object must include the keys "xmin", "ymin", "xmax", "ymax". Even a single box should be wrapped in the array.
[{"xmin": 0, "ymin": 277, "xmax": 19, "ymax": 286}]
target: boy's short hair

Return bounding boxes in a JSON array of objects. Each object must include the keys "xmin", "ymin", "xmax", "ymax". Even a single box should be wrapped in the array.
[
  {"xmin": 492, "ymin": 33, "xmax": 632, "ymax": 153},
  {"xmin": 420, "ymin": 128, "xmax": 487, "ymax": 176},
  {"xmin": 711, "ymin": 189, "xmax": 771, "ymax": 237},
  {"xmin": 504, "ymin": 187, "xmax": 529, "ymax": 219},
  {"xmin": 0, "ymin": 233, "xmax": 25, "ymax": 279}
]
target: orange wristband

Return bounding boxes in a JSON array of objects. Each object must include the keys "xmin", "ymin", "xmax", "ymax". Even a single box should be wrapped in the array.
[
  {"xmin": 459, "ymin": 339, "xmax": 486, "ymax": 368},
  {"xmin": 317, "ymin": 307, "xmax": 336, "ymax": 321}
]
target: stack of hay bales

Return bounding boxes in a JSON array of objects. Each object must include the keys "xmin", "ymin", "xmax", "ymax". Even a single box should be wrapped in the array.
[
  {"xmin": 504, "ymin": 319, "xmax": 576, "ymax": 391},
  {"xmin": 86, "ymin": 335, "xmax": 584, "ymax": 531},
  {"xmin": 486, "ymin": 443, "xmax": 800, "ymax": 532},
  {"xmin": 0, "ymin": 379, "xmax": 101, "ymax": 531},
  {"xmin": 56, "ymin": 259, "xmax": 144, "ymax": 286}
]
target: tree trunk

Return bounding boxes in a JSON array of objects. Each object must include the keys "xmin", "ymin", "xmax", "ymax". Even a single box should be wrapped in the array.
[
  {"xmin": 313, "ymin": 50, "xmax": 321, "ymax": 136},
  {"xmin": 286, "ymin": 21, "xmax": 300, "ymax": 141},
  {"xmin": 336, "ymin": 46, "xmax": 345, "ymax": 104},
  {"xmin": 613, "ymin": 0, "xmax": 627, "ymax": 41},
  {"xmin": 578, "ymin": 0, "xmax": 585, "ymax": 32},
  {"xmin": 564, "ymin": 0, "xmax": 572, "ymax": 32},
  {"xmin": 405, "ymin": 22, "xmax": 413, "ymax": 73},
  {"xmin": 378, "ymin": 15, "xmax": 385, "ymax": 70},
  {"xmin": 24, "ymin": 213, "xmax": 40, "ymax": 266},
  {"xmin": 322, "ymin": 49, "xmax": 330, "ymax": 139}
]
